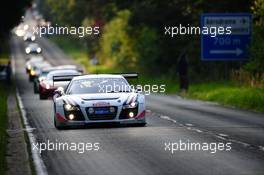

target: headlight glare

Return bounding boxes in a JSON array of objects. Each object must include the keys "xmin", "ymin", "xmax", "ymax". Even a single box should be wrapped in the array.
[
  {"xmin": 123, "ymin": 101, "xmax": 138, "ymax": 109},
  {"xmin": 37, "ymin": 48, "xmax": 41, "ymax": 53},
  {"xmin": 26, "ymin": 48, "xmax": 30, "ymax": 54},
  {"xmin": 64, "ymin": 104, "xmax": 79, "ymax": 111}
]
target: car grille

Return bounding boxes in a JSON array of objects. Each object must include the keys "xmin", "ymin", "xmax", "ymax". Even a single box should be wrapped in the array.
[{"xmin": 86, "ymin": 107, "xmax": 117, "ymax": 120}]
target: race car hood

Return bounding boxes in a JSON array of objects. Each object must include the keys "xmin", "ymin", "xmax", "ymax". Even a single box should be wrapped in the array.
[{"xmin": 61, "ymin": 93, "xmax": 138, "ymax": 106}]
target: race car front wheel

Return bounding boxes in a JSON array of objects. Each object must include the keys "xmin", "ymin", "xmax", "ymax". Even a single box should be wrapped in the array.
[
  {"xmin": 39, "ymin": 94, "xmax": 47, "ymax": 100},
  {"xmin": 54, "ymin": 117, "xmax": 64, "ymax": 130}
]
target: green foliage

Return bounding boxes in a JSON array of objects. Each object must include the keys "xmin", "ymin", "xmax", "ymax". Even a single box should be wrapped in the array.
[
  {"xmin": 245, "ymin": 26, "xmax": 264, "ymax": 74},
  {"xmin": 99, "ymin": 10, "xmax": 137, "ymax": 71},
  {"xmin": 133, "ymin": 27, "xmax": 160, "ymax": 74},
  {"xmin": 50, "ymin": 36, "xmax": 90, "ymax": 68},
  {"xmin": 188, "ymin": 82, "xmax": 264, "ymax": 112},
  {"xmin": 43, "ymin": 0, "xmax": 86, "ymax": 26},
  {"xmin": 251, "ymin": 0, "xmax": 264, "ymax": 26},
  {"xmin": 244, "ymin": 0, "xmax": 264, "ymax": 74},
  {"xmin": 0, "ymin": 84, "xmax": 8, "ymax": 174}
]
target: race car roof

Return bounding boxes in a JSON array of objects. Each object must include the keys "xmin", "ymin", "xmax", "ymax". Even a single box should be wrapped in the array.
[{"xmin": 72, "ymin": 74, "xmax": 125, "ymax": 80}]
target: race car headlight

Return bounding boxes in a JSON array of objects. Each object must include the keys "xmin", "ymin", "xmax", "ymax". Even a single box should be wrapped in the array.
[
  {"xmin": 25, "ymin": 48, "xmax": 31, "ymax": 54},
  {"xmin": 123, "ymin": 101, "xmax": 138, "ymax": 109},
  {"xmin": 31, "ymin": 36, "xmax": 36, "ymax": 41},
  {"xmin": 27, "ymin": 64, "xmax": 31, "ymax": 70},
  {"xmin": 30, "ymin": 70, "xmax": 36, "ymax": 76},
  {"xmin": 128, "ymin": 112, "xmax": 135, "ymax": 118},
  {"xmin": 68, "ymin": 114, "xmax": 75, "ymax": 120},
  {"xmin": 64, "ymin": 104, "xmax": 79, "ymax": 111},
  {"xmin": 37, "ymin": 48, "xmax": 41, "ymax": 53}
]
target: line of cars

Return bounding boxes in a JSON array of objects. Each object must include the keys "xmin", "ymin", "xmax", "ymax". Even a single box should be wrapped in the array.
[{"xmin": 23, "ymin": 36, "xmax": 146, "ymax": 129}]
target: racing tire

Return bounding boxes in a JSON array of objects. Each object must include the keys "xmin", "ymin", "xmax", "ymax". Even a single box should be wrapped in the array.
[
  {"xmin": 54, "ymin": 117, "xmax": 64, "ymax": 130},
  {"xmin": 33, "ymin": 82, "xmax": 38, "ymax": 94},
  {"xmin": 39, "ymin": 94, "xmax": 47, "ymax": 100}
]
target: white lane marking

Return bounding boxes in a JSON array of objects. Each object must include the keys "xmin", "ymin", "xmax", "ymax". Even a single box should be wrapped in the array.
[
  {"xmin": 160, "ymin": 115, "xmax": 170, "ymax": 120},
  {"xmin": 195, "ymin": 129, "xmax": 203, "ymax": 133},
  {"xmin": 185, "ymin": 123, "xmax": 193, "ymax": 127},
  {"xmin": 17, "ymin": 88, "xmax": 48, "ymax": 175},
  {"xmin": 160, "ymin": 115, "xmax": 177, "ymax": 123},
  {"xmin": 157, "ymin": 112, "xmax": 260, "ymax": 151},
  {"xmin": 218, "ymin": 133, "xmax": 228, "ymax": 137},
  {"xmin": 258, "ymin": 146, "xmax": 264, "ymax": 151},
  {"xmin": 216, "ymin": 135, "xmax": 227, "ymax": 140},
  {"xmin": 146, "ymin": 109, "xmax": 151, "ymax": 113},
  {"xmin": 228, "ymin": 138, "xmax": 250, "ymax": 147}
]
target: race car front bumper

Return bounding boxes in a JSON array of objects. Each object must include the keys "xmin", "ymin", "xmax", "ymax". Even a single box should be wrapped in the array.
[{"xmin": 55, "ymin": 106, "xmax": 146, "ymax": 128}]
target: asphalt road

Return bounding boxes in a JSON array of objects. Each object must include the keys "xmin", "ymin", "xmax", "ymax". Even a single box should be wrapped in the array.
[{"xmin": 11, "ymin": 35, "xmax": 264, "ymax": 175}]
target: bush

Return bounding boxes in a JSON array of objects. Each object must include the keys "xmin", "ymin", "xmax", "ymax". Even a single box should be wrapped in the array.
[
  {"xmin": 244, "ymin": 26, "xmax": 264, "ymax": 74},
  {"xmin": 98, "ymin": 10, "xmax": 137, "ymax": 71},
  {"xmin": 133, "ymin": 27, "xmax": 161, "ymax": 74}
]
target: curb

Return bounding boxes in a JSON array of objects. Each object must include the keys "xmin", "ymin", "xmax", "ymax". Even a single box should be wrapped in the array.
[{"xmin": 16, "ymin": 89, "xmax": 48, "ymax": 175}]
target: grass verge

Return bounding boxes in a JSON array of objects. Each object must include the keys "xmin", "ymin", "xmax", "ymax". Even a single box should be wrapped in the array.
[
  {"xmin": 187, "ymin": 82, "xmax": 264, "ymax": 112},
  {"xmin": 50, "ymin": 36, "xmax": 264, "ymax": 113},
  {"xmin": 0, "ymin": 84, "xmax": 9, "ymax": 174},
  {"xmin": 0, "ymin": 38, "xmax": 10, "ymax": 174}
]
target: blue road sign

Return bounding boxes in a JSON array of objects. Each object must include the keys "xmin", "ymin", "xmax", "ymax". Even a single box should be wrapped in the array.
[{"xmin": 201, "ymin": 13, "xmax": 252, "ymax": 61}]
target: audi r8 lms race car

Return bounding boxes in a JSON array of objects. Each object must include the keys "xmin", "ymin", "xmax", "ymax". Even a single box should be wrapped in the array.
[
  {"xmin": 53, "ymin": 74, "xmax": 146, "ymax": 129},
  {"xmin": 25, "ymin": 43, "xmax": 42, "ymax": 54},
  {"xmin": 28, "ymin": 61, "xmax": 51, "ymax": 81},
  {"xmin": 25, "ymin": 55, "xmax": 44, "ymax": 73},
  {"xmin": 23, "ymin": 32, "xmax": 36, "ymax": 42},
  {"xmin": 34, "ymin": 65, "xmax": 83, "ymax": 93},
  {"xmin": 39, "ymin": 69, "xmax": 82, "ymax": 99}
]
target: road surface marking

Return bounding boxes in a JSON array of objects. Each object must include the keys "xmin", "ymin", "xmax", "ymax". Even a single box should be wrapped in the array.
[
  {"xmin": 160, "ymin": 115, "xmax": 177, "ymax": 123},
  {"xmin": 218, "ymin": 133, "xmax": 228, "ymax": 137},
  {"xmin": 258, "ymin": 146, "xmax": 264, "ymax": 152},
  {"xmin": 16, "ymin": 90, "xmax": 48, "ymax": 175},
  {"xmin": 185, "ymin": 123, "xmax": 194, "ymax": 127}
]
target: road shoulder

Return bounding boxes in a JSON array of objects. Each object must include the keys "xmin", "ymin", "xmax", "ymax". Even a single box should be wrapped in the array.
[{"xmin": 6, "ymin": 94, "xmax": 31, "ymax": 175}]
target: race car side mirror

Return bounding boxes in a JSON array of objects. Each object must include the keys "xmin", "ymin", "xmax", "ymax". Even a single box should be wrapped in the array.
[{"xmin": 55, "ymin": 87, "xmax": 65, "ymax": 96}]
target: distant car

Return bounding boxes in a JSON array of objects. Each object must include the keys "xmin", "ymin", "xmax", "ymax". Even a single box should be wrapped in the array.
[
  {"xmin": 39, "ymin": 69, "xmax": 82, "ymax": 99},
  {"xmin": 25, "ymin": 56, "xmax": 44, "ymax": 74},
  {"xmin": 25, "ymin": 43, "xmax": 42, "ymax": 54},
  {"xmin": 0, "ymin": 65, "xmax": 8, "ymax": 80},
  {"xmin": 23, "ymin": 32, "xmax": 36, "ymax": 42},
  {"xmin": 28, "ymin": 61, "xmax": 51, "ymax": 82},
  {"xmin": 53, "ymin": 74, "xmax": 146, "ymax": 129},
  {"xmin": 34, "ymin": 65, "xmax": 83, "ymax": 94}
]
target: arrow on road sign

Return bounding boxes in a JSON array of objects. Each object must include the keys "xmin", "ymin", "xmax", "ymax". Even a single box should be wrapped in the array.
[{"xmin": 209, "ymin": 48, "xmax": 243, "ymax": 56}]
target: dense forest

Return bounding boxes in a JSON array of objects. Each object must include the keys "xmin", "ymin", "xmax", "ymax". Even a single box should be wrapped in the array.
[{"xmin": 37, "ymin": 0, "xmax": 263, "ymax": 83}]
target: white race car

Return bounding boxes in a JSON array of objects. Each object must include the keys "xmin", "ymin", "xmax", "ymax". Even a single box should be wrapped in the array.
[{"xmin": 53, "ymin": 74, "xmax": 146, "ymax": 129}]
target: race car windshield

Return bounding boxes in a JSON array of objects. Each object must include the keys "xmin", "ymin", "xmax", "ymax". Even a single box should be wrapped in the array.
[
  {"xmin": 67, "ymin": 78, "xmax": 131, "ymax": 94},
  {"xmin": 40, "ymin": 71, "xmax": 49, "ymax": 77}
]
